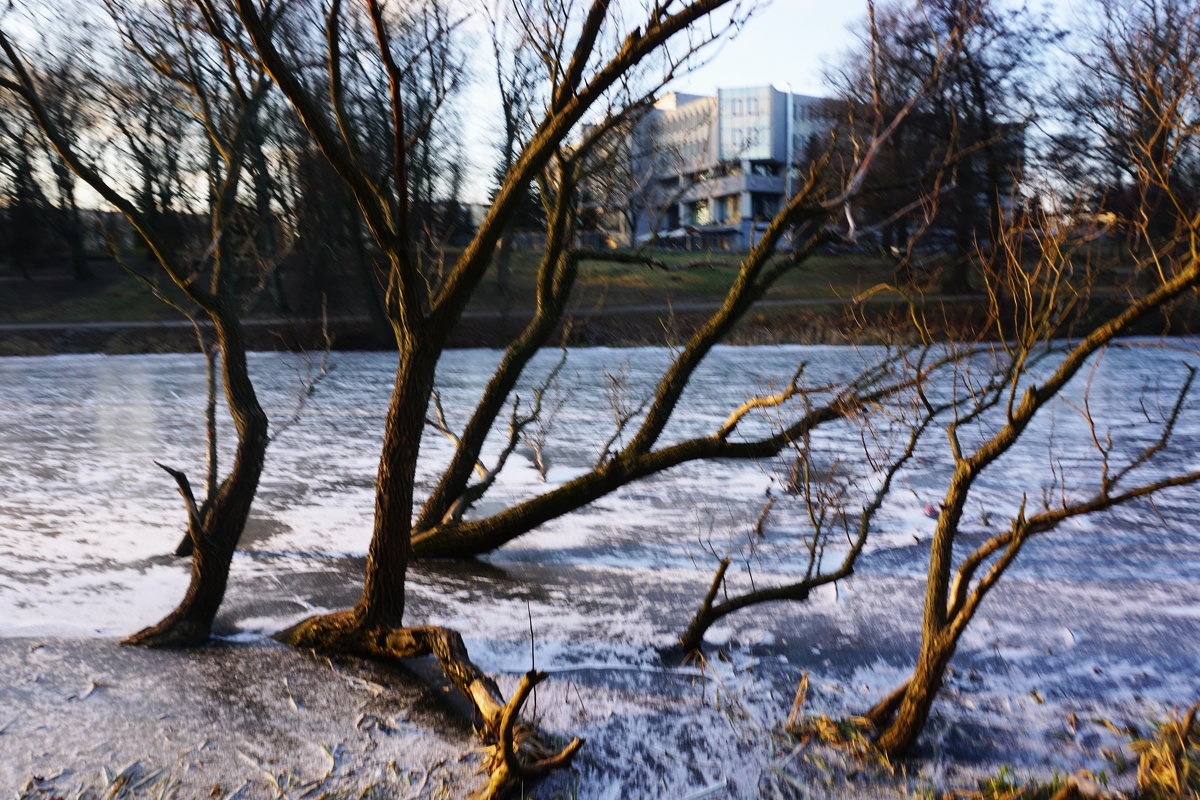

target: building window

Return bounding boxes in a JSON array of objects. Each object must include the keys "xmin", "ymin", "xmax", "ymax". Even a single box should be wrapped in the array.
[
  {"xmin": 751, "ymin": 193, "xmax": 781, "ymax": 219},
  {"xmin": 723, "ymin": 195, "xmax": 740, "ymax": 222}
]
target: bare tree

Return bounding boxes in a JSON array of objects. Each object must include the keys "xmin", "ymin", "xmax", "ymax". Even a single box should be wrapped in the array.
[
  {"xmin": 829, "ymin": 0, "xmax": 1057, "ymax": 291},
  {"xmin": 1, "ymin": 0, "xmax": 278, "ymax": 646},
  {"xmin": 677, "ymin": 356, "xmax": 957, "ymax": 653},
  {"xmin": 864, "ymin": 205, "xmax": 1200, "ymax": 757},
  {"xmin": 487, "ymin": 4, "xmax": 543, "ymax": 317},
  {"xmin": 673, "ymin": 177, "xmax": 1200, "ymax": 764},
  {"xmin": 669, "ymin": 1, "xmax": 1200, "ymax": 760},
  {"xmin": 0, "ymin": 94, "xmax": 48, "ymax": 279},
  {"xmin": 0, "ymin": 27, "xmax": 97, "ymax": 281},
  {"xmin": 857, "ymin": 5, "xmax": 1200, "ymax": 754},
  {"xmin": 173, "ymin": 1, "xmax": 763, "ymax": 793},
  {"xmin": 218, "ymin": 0, "xmax": 755, "ymax": 621},
  {"xmin": 1055, "ymin": 0, "xmax": 1200, "ymax": 245},
  {"xmin": 402, "ymin": 0, "xmax": 967, "ymax": 564}
]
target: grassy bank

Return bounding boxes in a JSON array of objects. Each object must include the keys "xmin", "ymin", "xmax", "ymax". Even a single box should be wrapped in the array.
[{"xmin": 3, "ymin": 246, "xmax": 1196, "ymax": 355}]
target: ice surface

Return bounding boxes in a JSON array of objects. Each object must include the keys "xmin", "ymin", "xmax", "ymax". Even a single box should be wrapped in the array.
[{"xmin": 1, "ymin": 343, "xmax": 1198, "ymax": 797}]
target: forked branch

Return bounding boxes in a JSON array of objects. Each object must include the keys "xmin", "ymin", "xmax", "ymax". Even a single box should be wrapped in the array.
[{"xmin": 276, "ymin": 616, "xmax": 582, "ymax": 800}]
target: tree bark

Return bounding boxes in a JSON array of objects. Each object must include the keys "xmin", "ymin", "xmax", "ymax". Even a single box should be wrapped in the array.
[
  {"xmin": 873, "ymin": 633, "xmax": 956, "ymax": 756},
  {"xmin": 356, "ymin": 341, "xmax": 441, "ymax": 627}
]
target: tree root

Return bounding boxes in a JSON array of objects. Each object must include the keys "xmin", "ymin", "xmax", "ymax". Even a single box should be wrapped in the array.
[
  {"xmin": 277, "ymin": 612, "xmax": 583, "ymax": 799},
  {"xmin": 471, "ymin": 671, "xmax": 585, "ymax": 800},
  {"xmin": 863, "ymin": 680, "xmax": 909, "ymax": 729},
  {"xmin": 121, "ymin": 616, "xmax": 211, "ymax": 649}
]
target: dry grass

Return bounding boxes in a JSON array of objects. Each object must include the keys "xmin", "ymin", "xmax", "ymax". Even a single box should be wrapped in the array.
[
  {"xmin": 1132, "ymin": 703, "xmax": 1200, "ymax": 800},
  {"xmin": 787, "ymin": 712, "xmax": 893, "ymax": 771}
]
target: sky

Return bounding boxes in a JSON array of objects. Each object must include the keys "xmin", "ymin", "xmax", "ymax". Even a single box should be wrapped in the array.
[{"xmin": 670, "ymin": 1, "xmax": 866, "ymax": 97}]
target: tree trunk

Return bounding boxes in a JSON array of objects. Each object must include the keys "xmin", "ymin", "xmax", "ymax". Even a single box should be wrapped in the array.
[
  {"xmin": 873, "ymin": 632, "xmax": 955, "ymax": 757},
  {"xmin": 248, "ymin": 113, "xmax": 286, "ymax": 311},
  {"xmin": 272, "ymin": 329, "xmax": 582, "ymax": 794},
  {"xmin": 51, "ymin": 160, "xmax": 93, "ymax": 280},
  {"xmin": 65, "ymin": 207, "xmax": 92, "ymax": 281},
  {"xmin": 281, "ymin": 333, "xmax": 440, "ymax": 640},
  {"xmin": 269, "ymin": 334, "xmax": 586, "ymax": 797},
  {"xmin": 355, "ymin": 343, "xmax": 440, "ymax": 627},
  {"xmin": 123, "ymin": 309, "xmax": 268, "ymax": 647}
]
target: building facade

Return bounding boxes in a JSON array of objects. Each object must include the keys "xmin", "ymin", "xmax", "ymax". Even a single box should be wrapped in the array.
[{"xmin": 632, "ymin": 86, "xmax": 837, "ymax": 250}]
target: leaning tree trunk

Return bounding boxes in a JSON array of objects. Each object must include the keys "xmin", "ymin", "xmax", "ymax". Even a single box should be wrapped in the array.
[
  {"xmin": 278, "ymin": 334, "xmax": 440, "ymax": 641},
  {"xmin": 356, "ymin": 341, "xmax": 441, "ymax": 627},
  {"xmin": 123, "ymin": 308, "xmax": 268, "ymax": 648},
  {"xmin": 274, "ymin": 337, "xmax": 581, "ymax": 798}
]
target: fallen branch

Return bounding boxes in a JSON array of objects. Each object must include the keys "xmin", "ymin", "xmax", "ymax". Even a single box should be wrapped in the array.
[{"xmin": 276, "ymin": 616, "xmax": 583, "ymax": 799}]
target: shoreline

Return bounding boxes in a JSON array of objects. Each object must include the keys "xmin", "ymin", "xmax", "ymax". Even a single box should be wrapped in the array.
[{"xmin": 4, "ymin": 293, "xmax": 1198, "ymax": 356}]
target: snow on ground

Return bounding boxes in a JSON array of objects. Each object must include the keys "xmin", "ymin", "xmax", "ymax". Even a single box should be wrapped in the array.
[{"xmin": 1, "ymin": 344, "xmax": 1198, "ymax": 797}]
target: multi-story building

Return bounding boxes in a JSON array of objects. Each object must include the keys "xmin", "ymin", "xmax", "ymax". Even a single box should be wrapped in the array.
[{"xmin": 630, "ymin": 86, "xmax": 838, "ymax": 250}]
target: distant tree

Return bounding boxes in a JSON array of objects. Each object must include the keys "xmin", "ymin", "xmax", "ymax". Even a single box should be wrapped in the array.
[
  {"xmin": 36, "ymin": 61, "xmax": 94, "ymax": 280},
  {"xmin": 576, "ymin": 109, "xmax": 666, "ymax": 248},
  {"xmin": 829, "ymin": 0, "xmax": 1058, "ymax": 292},
  {"xmin": 105, "ymin": 23, "xmax": 194, "ymax": 263},
  {"xmin": 1055, "ymin": 0, "xmax": 1200, "ymax": 244},
  {"xmin": 0, "ymin": 100, "xmax": 47, "ymax": 279},
  {"xmin": 0, "ymin": 71, "xmax": 94, "ymax": 280},
  {"xmin": 487, "ymin": 5, "xmax": 543, "ymax": 317}
]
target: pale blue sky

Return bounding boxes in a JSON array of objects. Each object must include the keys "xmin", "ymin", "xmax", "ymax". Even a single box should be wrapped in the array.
[
  {"xmin": 675, "ymin": 0, "xmax": 1076, "ymax": 96},
  {"xmin": 671, "ymin": 1, "xmax": 866, "ymax": 97}
]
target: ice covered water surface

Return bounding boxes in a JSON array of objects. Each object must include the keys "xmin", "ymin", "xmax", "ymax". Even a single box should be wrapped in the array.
[{"xmin": 1, "ymin": 343, "xmax": 1198, "ymax": 797}]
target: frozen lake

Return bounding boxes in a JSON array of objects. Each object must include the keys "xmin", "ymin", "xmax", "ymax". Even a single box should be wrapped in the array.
[{"xmin": 1, "ymin": 345, "xmax": 1198, "ymax": 797}]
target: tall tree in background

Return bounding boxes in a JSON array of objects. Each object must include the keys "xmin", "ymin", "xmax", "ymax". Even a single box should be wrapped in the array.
[
  {"xmin": 0, "ymin": 97, "xmax": 48, "ymax": 279},
  {"xmin": 830, "ymin": 0, "xmax": 1057, "ymax": 292},
  {"xmin": 488, "ymin": 6, "xmax": 543, "ymax": 318},
  {"xmin": 38, "ymin": 61, "xmax": 94, "ymax": 280},
  {"xmin": 0, "ymin": 60, "xmax": 93, "ymax": 280},
  {"xmin": 1056, "ymin": 0, "xmax": 1200, "ymax": 244}
]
